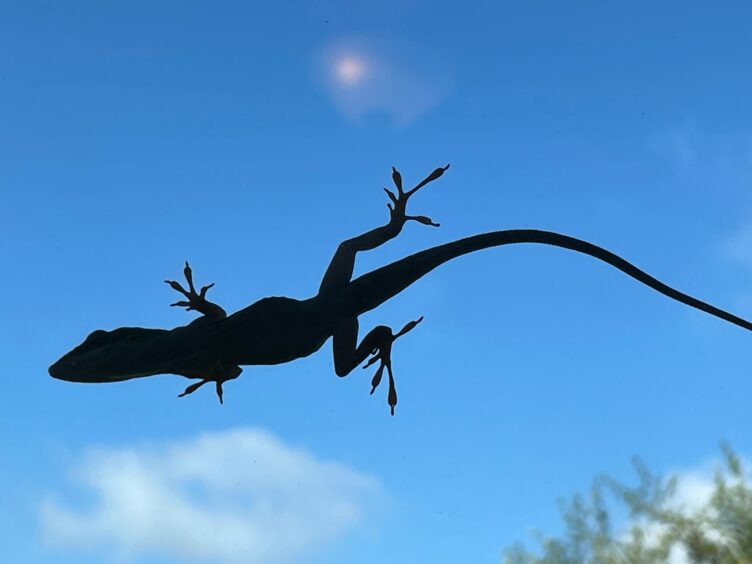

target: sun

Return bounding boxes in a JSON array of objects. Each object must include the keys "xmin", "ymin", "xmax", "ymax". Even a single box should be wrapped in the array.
[{"xmin": 334, "ymin": 55, "xmax": 366, "ymax": 86}]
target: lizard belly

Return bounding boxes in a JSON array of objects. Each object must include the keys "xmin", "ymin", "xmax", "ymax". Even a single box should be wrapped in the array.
[{"xmin": 224, "ymin": 296, "xmax": 331, "ymax": 365}]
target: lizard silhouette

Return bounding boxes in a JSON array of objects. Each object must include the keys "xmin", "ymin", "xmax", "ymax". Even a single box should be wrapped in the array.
[{"xmin": 49, "ymin": 165, "xmax": 752, "ymax": 414}]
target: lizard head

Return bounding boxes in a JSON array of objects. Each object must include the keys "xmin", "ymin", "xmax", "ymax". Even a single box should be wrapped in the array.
[{"xmin": 48, "ymin": 327, "xmax": 163, "ymax": 382}]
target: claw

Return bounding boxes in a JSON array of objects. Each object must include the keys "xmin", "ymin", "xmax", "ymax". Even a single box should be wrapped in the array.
[
  {"xmin": 216, "ymin": 381, "xmax": 224, "ymax": 404},
  {"xmin": 362, "ymin": 316, "xmax": 423, "ymax": 414},
  {"xmin": 391, "ymin": 166, "xmax": 403, "ymax": 193},
  {"xmin": 165, "ymin": 279, "xmax": 190, "ymax": 297},
  {"xmin": 406, "ymin": 215, "xmax": 440, "ymax": 227},
  {"xmin": 369, "ymin": 363, "xmax": 385, "ymax": 394},
  {"xmin": 387, "ymin": 364, "xmax": 397, "ymax": 416},
  {"xmin": 183, "ymin": 261, "xmax": 195, "ymax": 292},
  {"xmin": 395, "ymin": 316, "xmax": 423, "ymax": 339},
  {"xmin": 407, "ymin": 164, "xmax": 450, "ymax": 196},
  {"xmin": 383, "ymin": 188, "xmax": 399, "ymax": 205},
  {"xmin": 178, "ymin": 378, "xmax": 210, "ymax": 398},
  {"xmin": 362, "ymin": 353, "xmax": 381, "ymax": 369},
  {"xmin": 199, "ymin": 283, "xmax": 215, "ymax": 299}
]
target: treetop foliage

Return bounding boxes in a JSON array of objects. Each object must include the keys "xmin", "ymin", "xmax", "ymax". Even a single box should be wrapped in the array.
[{"xmin": 504, "ymin": 444, "xmax": 752, "ymax": 564}]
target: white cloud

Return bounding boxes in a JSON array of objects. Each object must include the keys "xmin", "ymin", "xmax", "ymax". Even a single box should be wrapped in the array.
[
  {"xmin": 621, "ymin": 456, "xmax": 747, "ymax": 564},
  {"xmin": 670, "ymin": 467, "xmax": 718, "ymax": 511},
  {"xmin": 317, "ymin": 36, "xmax": 452, "ymax": 125},
  {"xmin": 41, "ymin": 428, "xmax": 384, "ymax": 563}
]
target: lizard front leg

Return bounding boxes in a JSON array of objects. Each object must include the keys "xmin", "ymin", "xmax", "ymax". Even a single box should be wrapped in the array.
[
  {"xmin": 165, "ymin": 262, "xmax": 237, "ymax": 403},
  {"xmin": 165, "ymin": 261, "xmax": 226, "ymax": 320},
  {"xmin": 176, "ymin": 361, "xmax": 242, "ymax": 405},
  {"xmin": 332, "ymin": 316, "xmax": 423, "ymax": 415}
]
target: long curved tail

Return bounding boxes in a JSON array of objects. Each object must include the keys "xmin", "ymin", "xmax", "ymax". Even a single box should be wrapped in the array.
[{"xmin": 344, "ymin": 229, "xmax": 752, "ymax": 332}]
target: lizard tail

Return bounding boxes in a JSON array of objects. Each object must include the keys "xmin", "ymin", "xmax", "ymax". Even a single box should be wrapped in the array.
[{"xmin": 344, "ymin": 228, "xmax": 752, "ymax": 332}]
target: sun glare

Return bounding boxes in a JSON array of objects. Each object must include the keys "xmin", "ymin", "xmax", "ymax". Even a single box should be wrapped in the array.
[{"xmin": 334, "ymin": 55, "xmax": 366, "ymax": 86}]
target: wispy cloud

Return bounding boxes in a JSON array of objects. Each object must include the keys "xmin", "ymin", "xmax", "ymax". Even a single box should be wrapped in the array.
[
  {"xmin": 720, "ymin": 208, "xmax": 752, "ymax": 312},
  {"xmin": 41, "ymin": 428, "xmax": 384, "ymax": 563},
  {"xmin": 316, "ymin": 35, "xmax": 452, "ymax": 125},
  {"xmin": 648, "ymin": 124, "xmax": 752, "ymax": 185},
  {"xmin": 648, "ymin": 125, "xmax": 700, "ymax": 171},
  {"xmin": 651, "ymin": 124, "xmax": 752, "ymax": 309},
  {"xmin": 722, "ymin": 222, "xmax": 752, "ymax": 266}
]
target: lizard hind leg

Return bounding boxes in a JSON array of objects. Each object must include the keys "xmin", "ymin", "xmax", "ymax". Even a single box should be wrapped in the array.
[
  {"xmin": 318, "ymin": 165, "xmax": 449, "ymax": 296},
  {"xmin": 332, "ymin": 316, "xmax": 424, "ymax": 415}
]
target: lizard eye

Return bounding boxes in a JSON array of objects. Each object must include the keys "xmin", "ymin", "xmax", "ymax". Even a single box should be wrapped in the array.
[{"xmin": 84, "ymin": 330, "xmax": 108, "ymax": 346}]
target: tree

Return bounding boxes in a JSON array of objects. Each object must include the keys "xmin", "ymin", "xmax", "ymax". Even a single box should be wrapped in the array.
[{"xmin": 504, "ymin": 444, "xmax": 752, "ymax": 563}]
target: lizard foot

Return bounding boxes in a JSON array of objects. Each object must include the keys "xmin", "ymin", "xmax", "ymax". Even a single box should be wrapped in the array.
[
  {"xmin": 362, "ymin": 316, "xmax": 424, "ymax": 415},
  {"xmin": 165, "ymin": 261, "xmax": 226, "ymax": 318},
  {"xmin": 177, "ymin": 363, "xmax": 242, "ymax": 405},
  {"xmin": 384, "ymin": 165, "xmax": 449, "ymax": 229}
]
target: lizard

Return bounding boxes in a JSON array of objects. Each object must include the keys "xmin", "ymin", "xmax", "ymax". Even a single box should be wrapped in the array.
[{"xmin": 48, "ymin": 165, "xmax": 752, "ymax": 414}]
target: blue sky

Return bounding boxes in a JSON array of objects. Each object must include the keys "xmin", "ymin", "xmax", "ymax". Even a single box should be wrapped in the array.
[{"xmin": 2, "ymin": 1, "xmax": 752, "ymax": 562}]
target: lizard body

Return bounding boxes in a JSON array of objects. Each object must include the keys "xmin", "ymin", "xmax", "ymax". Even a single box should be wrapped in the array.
[{"xmin": 49, "ymin": 166, "xmax": 752, "ymax": 413}]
